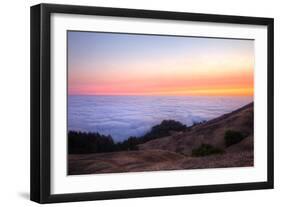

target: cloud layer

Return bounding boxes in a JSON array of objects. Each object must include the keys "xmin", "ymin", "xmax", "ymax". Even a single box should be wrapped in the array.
[{"xmin": 68, "ymin": 96, "xmax": 253, "ymax": 142}]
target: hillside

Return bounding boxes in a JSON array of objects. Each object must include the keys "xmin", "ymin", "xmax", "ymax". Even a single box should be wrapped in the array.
[
  {"xmin": 68, "ymin": 103, "xmax": 254, "ymax": 175},
  {"xmin": 138, "ymin": 102, "xmax": 253, "ymax": 155}
]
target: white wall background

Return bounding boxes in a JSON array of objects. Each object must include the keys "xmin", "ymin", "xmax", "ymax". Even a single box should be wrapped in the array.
[{"xmin": 0, "ymin": 0, "xmax": 279, "ymax": 206}]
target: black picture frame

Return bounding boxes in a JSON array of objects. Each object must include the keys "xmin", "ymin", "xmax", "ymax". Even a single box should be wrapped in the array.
[{"xmin": 30, "ymin": 3, "xmax": 274, "ymax": 204}]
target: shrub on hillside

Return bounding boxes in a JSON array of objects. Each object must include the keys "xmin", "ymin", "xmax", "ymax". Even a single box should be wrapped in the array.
[
  {"xmin": 142, "ymin": 120, "xmax": 187, "ymax": 142},
  {"xmin": 192, "ymin": 144, "xmax": 224, "ymax": 157},
  {"xmin": 224, "ymin": 130, "xmax": 245, "ymax": 147}
]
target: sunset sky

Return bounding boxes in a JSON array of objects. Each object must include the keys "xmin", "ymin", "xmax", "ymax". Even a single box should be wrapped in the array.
[{"xmin": 68, "ymin": 31, "xmax": 254, "ymax": 96}]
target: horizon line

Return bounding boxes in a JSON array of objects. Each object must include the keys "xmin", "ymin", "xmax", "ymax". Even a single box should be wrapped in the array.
[{"xmin": 68, "ymin": 94, "xmax": 253, "ymax": 97}]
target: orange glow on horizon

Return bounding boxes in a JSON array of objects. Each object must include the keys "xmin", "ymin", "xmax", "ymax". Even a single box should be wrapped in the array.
[
  {"xmin": 68, "ymin": 67, "xmax": 254, "ymax": 97},
  {"xmin": 69, "ymin": 86, "xmax": 254, "ymax": 97}
]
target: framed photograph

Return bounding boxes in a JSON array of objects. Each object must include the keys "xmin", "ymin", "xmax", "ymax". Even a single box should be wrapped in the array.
[{"xmin": 30, "ymin": 3, "xmax": 274, "ymax": 203}]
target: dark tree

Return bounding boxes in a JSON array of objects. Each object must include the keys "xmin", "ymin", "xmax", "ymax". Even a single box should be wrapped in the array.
[{"xmin": 68, "ymin": 131, "xmax": 116, "ymax": 154}]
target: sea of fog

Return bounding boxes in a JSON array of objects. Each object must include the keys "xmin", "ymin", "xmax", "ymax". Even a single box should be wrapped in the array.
[{"xmin": 68, "ymin": 95, "xmax": 253, "ymax": 142}]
